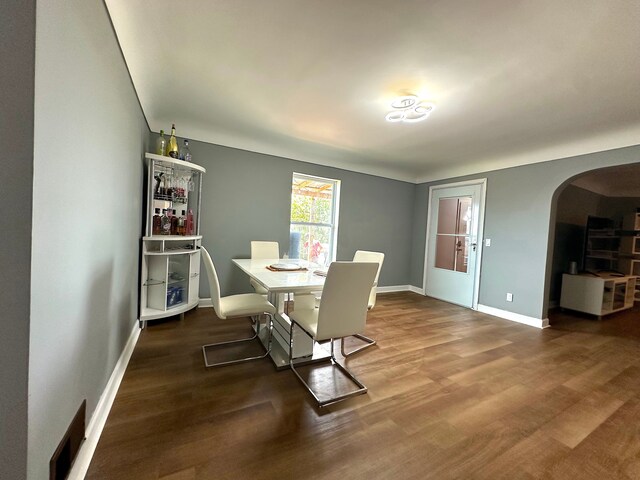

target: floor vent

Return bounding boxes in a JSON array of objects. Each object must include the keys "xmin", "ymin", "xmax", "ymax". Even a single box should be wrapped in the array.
[{"xmin": 50, "ymin": 400, "xmax": 86, "ymax": 480}]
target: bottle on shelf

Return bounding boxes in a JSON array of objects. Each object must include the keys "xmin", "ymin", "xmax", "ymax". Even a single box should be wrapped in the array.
[
  {"xmin": 152, "ymin": 208, "xmax": 162, "ymax": 235},
  {"xmin": 170, "ymin": 209, "xmax": 179, "ymax": 235},
  {"xmin": 167, "ymin": 124, "xmax": 179, "ymax": 159},
  {"xmin": 161, "ymin": 209, "xmax": 171, "ymax": 235},
  {"xmin": 177, "ymin": 210, "xmax": 186, "ymax": 236},
  {"xmin": 186, "ymin": 209, "xmax": 194, "ymax": 235},
  {"xmin": 180, "ymin": 139, "xmax": 192, "ymax": 162},
  {"xmin": 156, "ymin": 130, "xmax": 167, "ymax": 156}
]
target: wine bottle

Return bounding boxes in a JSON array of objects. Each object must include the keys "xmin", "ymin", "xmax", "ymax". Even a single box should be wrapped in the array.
[
  {"xmin": 156, "ymin": 130, "xmax": 167, "ymax": 156},
  {"xmin": 152, "ymin": 208, "xmax": 162, "ymax": 235},
  {"xmin": 186, "ymin": 209, "xmax": 194, "ymax": 235},
  {"xmin": 161, "ymin": 209, "xmax": 171, "ymax": 235},
  {"xmin": 167, "ymin": 124, "xmax": 179, "ymax": 159},
  {"xmin": 170, "ymin": 209, "xmax": 179, "ymax": 235},
  {"xmin": 177, "ymin": 210, "xmax": 186, "ymax": 236}
]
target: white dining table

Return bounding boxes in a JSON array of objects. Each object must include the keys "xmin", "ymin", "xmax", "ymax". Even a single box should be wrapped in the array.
[{"xmin": 232, "ymin": 258, "xmax": 328, "ymax": 369}]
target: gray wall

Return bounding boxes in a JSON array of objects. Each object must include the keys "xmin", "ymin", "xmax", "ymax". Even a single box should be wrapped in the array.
[
  {"xmin": 0, "ymin": 1, "xmax": 36, "ymax": 478},
  {"xmin": 28, "ymin": 1, "xmax": 149, "ymax": 478},
  {"xmin": 156, "ymin": 137, "xmax": 416, "ymax": 296},
  {"xmin": 411, "ymin": 146, "xmax": 640, "ymax": 320}
]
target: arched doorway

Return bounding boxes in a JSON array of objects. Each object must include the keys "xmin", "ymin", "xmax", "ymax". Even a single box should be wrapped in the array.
[{"xmin": 545, "ymin": 163, "xmax": 640, "ymax": 334}]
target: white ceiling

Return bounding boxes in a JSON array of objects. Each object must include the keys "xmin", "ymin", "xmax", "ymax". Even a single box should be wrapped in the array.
[
  {"xmin": 105, "ymin": 0, "xmax": 640, "ymax": 183},
  {"xmin": 572, "ymin": 163, "xmax": 640, "ymax": 197}
]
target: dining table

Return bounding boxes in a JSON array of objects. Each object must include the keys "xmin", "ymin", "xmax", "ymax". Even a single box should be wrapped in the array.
[{"xmin": 232, "ymin": 258, "xmax": 329, "ymax": 369}]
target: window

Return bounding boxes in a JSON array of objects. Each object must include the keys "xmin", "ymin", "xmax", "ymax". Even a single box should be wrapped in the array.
[{"xmin": 289, "ymin": 173, "xmax": 340, "ymax": 265}]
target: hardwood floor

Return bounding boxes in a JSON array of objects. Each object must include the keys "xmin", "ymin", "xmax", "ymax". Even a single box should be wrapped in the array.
[{"xmin": 87, "ymin": 293, "xmax": 640, "ymax": 479}]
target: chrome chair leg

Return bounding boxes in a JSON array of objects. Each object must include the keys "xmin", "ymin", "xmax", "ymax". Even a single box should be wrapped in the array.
[
  {"xmin": 203, "ymin": 313, "xmax": 273, "ymax": 368},
  {"xmin": 289, "ymin": 320, "xmax": 367, "ymax": 408},
  {"xmin": 341, "ymin": 333, "xmax": 377, "ymax": 357}
]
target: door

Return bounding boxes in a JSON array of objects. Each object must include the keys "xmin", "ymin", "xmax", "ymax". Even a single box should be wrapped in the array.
[{"xmin": 424, "ymin": 180, "xmax": 485, "ymax": 308}]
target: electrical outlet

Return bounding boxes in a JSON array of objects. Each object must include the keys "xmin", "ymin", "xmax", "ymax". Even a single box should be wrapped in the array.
[
  {"xmin": 506, "ymin": 293, "xmax": 513, "ymax": 302},
  {"xmin": 485, "ymin": 238, "xmax": 491, "ymax": 247}
]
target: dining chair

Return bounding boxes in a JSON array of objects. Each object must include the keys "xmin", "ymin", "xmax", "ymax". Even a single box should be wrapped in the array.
[
  {"xmin": 342, "ymin": 250, "xmax": 385, "ymax": 357},
  {"xmin": 288, "ymin": 261, "xmax": 378, "ymax": 407},
  {"xmin": 250, "ymin": 241, "xmax": 280, "ymax": 294},
  {"xmin": 200, "ymin": 246, "xmax": 276, "ymax": 367},
  {"xmin": 295, "ymin": 250, "xmax": 385, "ymax": 357}
]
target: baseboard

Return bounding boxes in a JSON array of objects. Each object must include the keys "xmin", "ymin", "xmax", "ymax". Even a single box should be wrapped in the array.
[
  {"xmin": 68, "ymin": 321, "xmax": 141, "ymax": 480},
  {"xmin": 477, "ymin": 304, "xmax": 550, "ymax": 329},
  {"xmin": 377, "ymin": 285, "xmax": 425, "ymax": 294},
  {"xmin": 198, "ymin": 297, "xmax": 213, "ymax": 308},
  {"xmin": 408, "ymin": 285, "xmax": 425, "ymax": 295},
  {"xmin": 200, "ymin": 286, "xmax": 424, "ymax": 306}
]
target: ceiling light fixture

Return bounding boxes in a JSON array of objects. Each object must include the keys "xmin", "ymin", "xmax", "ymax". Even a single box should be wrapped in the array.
[{"xmin": 385, "ymin": 95, "xmax": 435, "ymax": 123}]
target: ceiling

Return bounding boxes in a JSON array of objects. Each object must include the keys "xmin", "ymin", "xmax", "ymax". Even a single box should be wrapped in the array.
[
  {"xmin": 105, "ymin": 0, "xmax": 640, "ymax": 183},
  {"xmin": 572, "ymin": 163, "xmax": 640, "ymax": 197}
]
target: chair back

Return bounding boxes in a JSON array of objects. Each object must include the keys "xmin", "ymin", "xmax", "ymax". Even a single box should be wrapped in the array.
[
  {"xmin": 315, "ymin": 262, "xmax": 378, "ymax": 341},
  {"xmin": 353, "ymin": 250, "xmax": 385, "ymax": 309},
  {"xmin": 251, "ymin": 241, "xmax": 280, "ymax": 259},
  {"xmin": 200, "ymin": 246, "xmax": 224, "ymax": 319}
]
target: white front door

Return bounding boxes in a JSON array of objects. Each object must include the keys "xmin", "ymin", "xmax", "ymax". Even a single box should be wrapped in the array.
[{"xmin": 424, "ymin": 180, "xmax": 485, "ymax": 308}]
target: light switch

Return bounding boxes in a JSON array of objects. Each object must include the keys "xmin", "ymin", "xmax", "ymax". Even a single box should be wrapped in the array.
[{"xmin": 485, "ymin": 238, "xmax": 491, "ymax": 247}]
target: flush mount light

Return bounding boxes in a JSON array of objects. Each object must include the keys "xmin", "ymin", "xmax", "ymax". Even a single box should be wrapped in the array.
[{"xmin": 385, "ymin": 95, "xmax": 435, "ymax": 123}]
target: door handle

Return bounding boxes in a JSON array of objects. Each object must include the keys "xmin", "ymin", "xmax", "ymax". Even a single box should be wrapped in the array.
[{"xmin": 471, "ymin": 242, "xmax": 477, "ymax": 252}]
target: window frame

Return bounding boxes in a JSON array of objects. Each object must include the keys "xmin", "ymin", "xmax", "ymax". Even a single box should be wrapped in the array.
[{"xmin": 289, "ymin": 172, "xmax": 341, "ymax": 265}]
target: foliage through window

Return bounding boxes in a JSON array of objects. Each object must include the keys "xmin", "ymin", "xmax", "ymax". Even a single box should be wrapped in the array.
[{"xmin": 289, "ymin": 173, "xmax": 340, "ymax": 265}]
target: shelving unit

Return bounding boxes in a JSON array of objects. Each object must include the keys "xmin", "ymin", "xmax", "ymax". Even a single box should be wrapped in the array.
[
  {"xmin": 583, "ymin": 216, "xmax": 620, "ymax": 272},
  {"xmin": 619, "ymin": 212, "xmax": 640, "ymax": 303},
  {"xmin": 139, "ymin": 154, "xmax": 206, "ymax": 326},
  {"xmin": 560, "ymin": 273, "xmax": 637, "ymax": 318}
]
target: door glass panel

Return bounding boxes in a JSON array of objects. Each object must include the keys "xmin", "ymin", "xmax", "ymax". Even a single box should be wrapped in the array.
[
  {"xmin": 435, "ymin": 196, "xmax": 472, "ymax": 273},
  {"xmin": 457, "ymin": 197, "xmax": 472, "ymax": 235},
  {"xmin": 435, "ymin": 235, "xmax": 456, "ymax": 270},
  {"xmin": 437, "ymin": 198, "xmax": 459, "ymax": 234},
  {"xmin": 454, "ymin": 236, "xmax": 469, "ymax": 273}
]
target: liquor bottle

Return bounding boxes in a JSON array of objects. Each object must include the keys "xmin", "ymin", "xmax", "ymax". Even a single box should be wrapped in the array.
[
  {"xmin": 152, "ymin": 208, "xmax": 162, "ymax": 235},
  {"xmin": 177, "ymin": 210, "xmax": 186, "ymax": 235},
  {"xmin": 170, "ymin": 209, "xmax": 179, "ymax": 235},
  {"xmin": 186, "ymin": 209, "xmax": 194, "ymax": 235},
  {"xmin": 180, "ymin": 139, "xmax": 192, "ymax": 162},
  {"xmin": 167, "ymin": 124, "xmax": 179, "ymax": 159},
  {"xmin": 156, "ymin": 130, "xmax": 167, "ymax": 156},
  {"xmin": 161, "ymin": 209, "xmax": 171, "ymax": 235}
]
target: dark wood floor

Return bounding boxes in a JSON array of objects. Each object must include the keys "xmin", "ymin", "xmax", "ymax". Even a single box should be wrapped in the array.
[{"xmin": 87, "ymin": 293, "xmax": 640, "ymax": 479}]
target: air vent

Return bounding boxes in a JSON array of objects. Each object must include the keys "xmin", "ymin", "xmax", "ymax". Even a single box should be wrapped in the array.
[{"xmin": 50, "ymin": 400, "xmax": 86, "ymax": 480}]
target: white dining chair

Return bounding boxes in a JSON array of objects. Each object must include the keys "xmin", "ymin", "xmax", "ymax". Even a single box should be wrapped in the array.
[
  {"xmin": 295, "ymin": 250, "xmax": 385, "ymax": 357},
  {"xmin": 200, "ymin": 246, "xmax": 276, "ymax": 367},
  {"xmin": 342, "ymin": 250, "xmax": 385, "ymax": 357},
  {"xmin": 288, "ymin": 261, "xmax": 378, "ymax": 407},
  {"xmin": 250, "ymin": 241, "xmax": 280, "ymax": 295}
]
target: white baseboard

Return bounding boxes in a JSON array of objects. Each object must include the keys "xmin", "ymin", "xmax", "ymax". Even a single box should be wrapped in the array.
[
  {"xmin": 377, "ymin": 285, "xmax": 425, "ymax": 294},
  {"xmin": 68, "ymin": 321, "xmax": 141, "ymax": 480},
  {"xmin": 200, "ymin": 285, "xmax": 424, "ymax": 306},
  {"xmin": 477, "ymin": 304, "xmax": 549, "ymax": 329},
  {"xmin": 198, "ymin": 297, "xmax": 213, "ymax": 308},
  {"xmin": 408, "ymin": 285, "xmax": 425, "ymax": 295}
]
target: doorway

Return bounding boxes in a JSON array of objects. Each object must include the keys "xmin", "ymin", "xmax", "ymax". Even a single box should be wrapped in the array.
[{"xmin": 424, "ymin": 179, "xmax": 486, "ymax": 308}]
